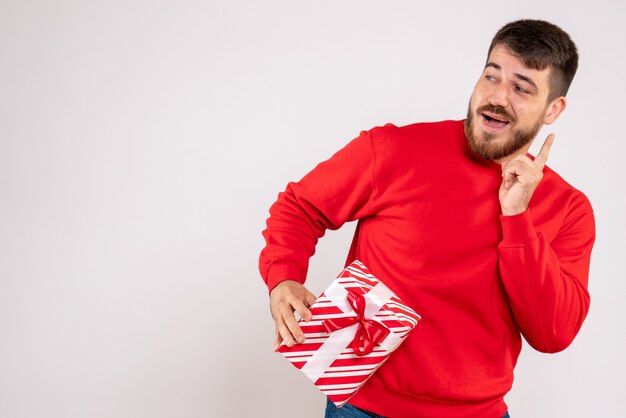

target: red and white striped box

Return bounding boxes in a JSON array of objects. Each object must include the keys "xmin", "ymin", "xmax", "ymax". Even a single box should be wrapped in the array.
[{"xmin": 277, "ymin": 260, "xmax": 421, "ymax": 407}]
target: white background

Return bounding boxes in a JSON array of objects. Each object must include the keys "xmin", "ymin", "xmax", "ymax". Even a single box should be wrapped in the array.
[{"xmin": 1, "ymin": 1, "xmax": 624, "ymax": 417}]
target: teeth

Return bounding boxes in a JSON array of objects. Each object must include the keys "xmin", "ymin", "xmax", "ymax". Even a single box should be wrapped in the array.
[{"xmin": 485, "ymin": 114, "xmax": 508, "ymax": 123}]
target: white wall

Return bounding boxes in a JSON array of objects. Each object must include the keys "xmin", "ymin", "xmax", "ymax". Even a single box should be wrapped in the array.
[{"xmin": 1, "ymin": 1, "xmax": 624, "ymax": 417}]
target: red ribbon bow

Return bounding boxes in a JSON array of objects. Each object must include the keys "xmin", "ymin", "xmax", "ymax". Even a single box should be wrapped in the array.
[{"xmin": 322, "ymin": 290, "xmax": 390, "ymax": 356}]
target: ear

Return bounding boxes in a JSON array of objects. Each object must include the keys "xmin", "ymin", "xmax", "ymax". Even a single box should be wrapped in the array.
[{"xmin": 543, "ymin": 96, "xmax": 567, "ymax": 125}]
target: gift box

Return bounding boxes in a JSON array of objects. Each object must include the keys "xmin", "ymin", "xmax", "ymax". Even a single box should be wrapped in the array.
[{"xmin": 277, "ymin": 260, "xmax": 421, "ymax": 407}]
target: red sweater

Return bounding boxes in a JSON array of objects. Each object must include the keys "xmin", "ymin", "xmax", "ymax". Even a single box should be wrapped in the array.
[{"xmin": 259, "ymin": 120, "xmax": 595, "ymax": 418}]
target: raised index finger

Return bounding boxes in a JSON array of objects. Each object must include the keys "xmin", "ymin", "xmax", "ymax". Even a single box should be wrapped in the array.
[{"xmin": 533, "ymin": 133, "xmax": 555, "ymax": 170}]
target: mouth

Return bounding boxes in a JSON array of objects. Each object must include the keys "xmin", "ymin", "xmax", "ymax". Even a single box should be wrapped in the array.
[{"xmin": 481, "ymin": 112, "xmax": 511, "ymax": 133}]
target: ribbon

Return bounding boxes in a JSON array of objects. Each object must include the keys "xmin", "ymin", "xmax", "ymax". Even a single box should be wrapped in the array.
[
  {"xmin": 322, "ymin": 290, "xmax": 390, "ymax": 356},
  {"xmin": 298, "ymin": 277, "xmax": 400, "ymax": 383}
]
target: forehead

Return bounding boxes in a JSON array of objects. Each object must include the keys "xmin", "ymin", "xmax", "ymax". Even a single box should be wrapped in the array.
[{"xmin": 486, "ymin": 44, "xmax": 551, "ymax": 89}]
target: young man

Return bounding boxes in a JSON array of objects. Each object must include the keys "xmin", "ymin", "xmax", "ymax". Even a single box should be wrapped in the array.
[{"xmin": 259, "ymin": 19, "xmax": 595, "ymax": 418}]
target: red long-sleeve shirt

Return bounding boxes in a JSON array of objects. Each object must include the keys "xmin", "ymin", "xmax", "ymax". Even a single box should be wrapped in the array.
[{"xmin": 259, "ymin": 120, "xmax": 595, "ymax": 418}]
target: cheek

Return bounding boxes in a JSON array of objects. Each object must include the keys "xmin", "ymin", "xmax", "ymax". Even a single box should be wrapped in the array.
[
  {"xmin": 470, "ymin": 84, "xmax": 490, "ymax": 108},
  {"xmin": 469, "ymin": 90, "xmax": 481, "ymax": 110},
  {"xmin": 514, "ymin": 103, "xmax": 544, "ymax": 124}
]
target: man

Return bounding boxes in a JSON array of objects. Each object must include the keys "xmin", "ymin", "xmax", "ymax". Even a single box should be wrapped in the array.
[{"xmin": 259, "ymin": 19, "xmax": 595, "ymax": 418}]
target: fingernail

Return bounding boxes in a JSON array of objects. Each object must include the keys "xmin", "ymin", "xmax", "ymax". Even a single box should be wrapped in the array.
[
  {"xmin": 285, "ymin": 339, "xmax": 293, "ymax": 347},
  {"xmin": 296, "ymin": 335, "xmax": 305, "ymax": 343}
]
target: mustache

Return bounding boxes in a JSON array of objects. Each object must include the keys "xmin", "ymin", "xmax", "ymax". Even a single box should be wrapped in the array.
[{"xmin": 477, "ymin": 105, "xmax": 516, "ymax": 123}]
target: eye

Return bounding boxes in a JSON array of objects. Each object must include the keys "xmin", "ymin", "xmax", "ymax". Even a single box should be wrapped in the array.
[
  {"xmin": 515, "ymin": 85, "xmax": 529, "ymax": 94},
  {"xmin": 485, "ymin": 75, "xmax": 496, "ymax": 81}
]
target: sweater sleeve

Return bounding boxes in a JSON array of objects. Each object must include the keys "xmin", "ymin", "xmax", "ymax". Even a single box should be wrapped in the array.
[
  {"xmin": 497, "ymin": 192, "xmax": 596, "ymax": 353},
  {"xmin": 259, "ymin": 129, "xmax": 378, "ymax": 293}
]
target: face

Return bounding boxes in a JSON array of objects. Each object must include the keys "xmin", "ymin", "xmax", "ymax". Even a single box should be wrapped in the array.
[{"xmin": 464, "ymin": 44, "xmax": 558, "ymax": 161}]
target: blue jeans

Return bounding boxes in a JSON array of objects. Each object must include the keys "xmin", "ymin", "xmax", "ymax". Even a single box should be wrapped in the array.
[{"xmin": 324, "ymin": 398, "xmax": 510, "ymax": 418}]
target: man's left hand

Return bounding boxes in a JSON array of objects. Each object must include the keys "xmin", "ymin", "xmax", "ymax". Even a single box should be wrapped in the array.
[{"xmin": 499, "ymin": 134, "xmax": 555, "ymax": 216}]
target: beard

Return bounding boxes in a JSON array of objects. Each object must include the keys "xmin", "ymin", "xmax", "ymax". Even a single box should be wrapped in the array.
[{"xmin": 464, "ymin": 102, "xmax": 544, "ymax": 161}]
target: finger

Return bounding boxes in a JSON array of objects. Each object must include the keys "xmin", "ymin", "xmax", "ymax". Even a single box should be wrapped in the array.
[
  {"xmin": 502, "ymin": 174, "xmax": 515, "ymax": 190},
  {"xmin": 273, "ymin": 327, "xmax": 283, "ymax": 351},
  {"xmin": 292, "ymin": 298, "xmax": 313, "ymax": 323},
  {"xmin": 534, "ymin": 133, "xmax": 555, "ymax": 170},
  {"xmin": 305, "ymin": 291, "xmax": 317, "ymax": 308},
  {"xmin": 300, "ymin": 291, "xmax": 318, "ymax": 322},
  {"xmin": 280, "ymin": 305, "xmax": 305, "ymax": 344},
  {"xmin": 501, "ymin": 158, "xmax": 528, "ymax": 189},
  {"xmin": 501, "ymin": 157, "xmax": 520, "ymax": 185},
  {"xmin": 500, "ymin": 161, "xmax": 509, "ymax": 176},
  {"xmin": 275, "ymin": 314, "xmax": 297, "ymax": 348},
  {"xmin": 503, "ymin": 156, "xmax": 536, "ymax": 176},
  {"xmin": 501, "ymin": 155, "xmax": 529, "ymax": 176}
]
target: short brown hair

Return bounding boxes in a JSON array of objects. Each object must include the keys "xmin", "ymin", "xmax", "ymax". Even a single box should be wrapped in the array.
[{"xmin": 488, "ymin": 19, "xmax": 578, "ymax": 101}]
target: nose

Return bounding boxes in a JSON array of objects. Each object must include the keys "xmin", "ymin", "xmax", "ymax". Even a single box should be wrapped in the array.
[{"xmin": 488, "ymin": 83, "xmax": 509, "ymax": 108}]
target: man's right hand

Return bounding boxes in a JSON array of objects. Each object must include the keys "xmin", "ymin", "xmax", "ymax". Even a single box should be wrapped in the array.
[{"xmin": 269, "ymin": 280, "xmax": 317, "ymax": 351}]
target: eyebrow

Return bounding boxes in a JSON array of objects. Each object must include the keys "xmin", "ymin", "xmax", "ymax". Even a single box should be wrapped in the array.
[{"xmin": 485, "ymin": 62, "xmax": 538, "ymax": 90}]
